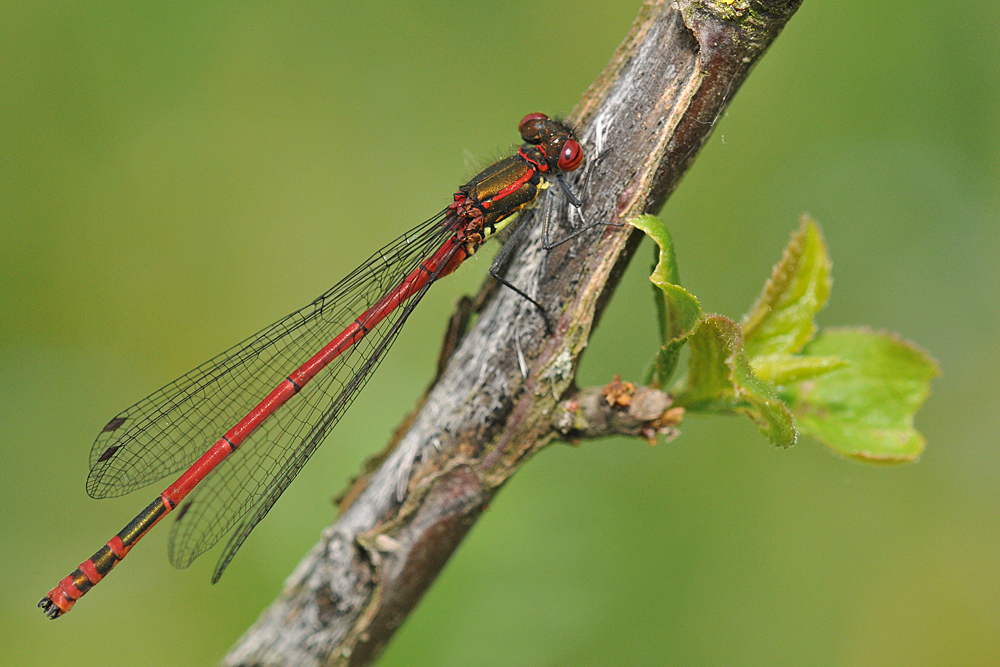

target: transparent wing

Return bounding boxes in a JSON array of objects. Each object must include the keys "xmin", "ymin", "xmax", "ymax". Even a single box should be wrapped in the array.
[
  {"xmin": 168, "ymin": 255, "xmax": 439, "ymax": 572},
  {"xmin": 86, "ymin": 210, "xmax": 452, "ymax": 501},
  {"xmin": 208, "ymin": 273, "xmax": 431, "ymax": 581}
]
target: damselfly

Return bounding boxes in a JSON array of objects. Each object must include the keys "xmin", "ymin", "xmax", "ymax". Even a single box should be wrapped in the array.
[{"xmin": 39, "ymin": 113, "xmax": 595, "ymax": 618}]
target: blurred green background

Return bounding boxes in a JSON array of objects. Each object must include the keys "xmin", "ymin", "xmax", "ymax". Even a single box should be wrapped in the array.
[{"xmin": 2, "ymin": 1, "xmax": 997, "ymax": 665}]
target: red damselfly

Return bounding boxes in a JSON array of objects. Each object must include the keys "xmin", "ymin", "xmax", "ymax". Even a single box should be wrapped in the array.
[{"xmin": 39, "ymin": 113, "xmax": 591, "ymax": 618}]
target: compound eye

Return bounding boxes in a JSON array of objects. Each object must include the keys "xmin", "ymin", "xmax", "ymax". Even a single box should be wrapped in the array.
[
  {"xmin": 519, "ymin": 113, "xmax": 549, "ymax": 133},
  {"xmin": 557, "ymin": 139, "xmax": 583, "ymax": 171}
]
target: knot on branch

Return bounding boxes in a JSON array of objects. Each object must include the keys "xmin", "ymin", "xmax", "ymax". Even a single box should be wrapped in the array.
[{"xmin": 553, "ymin": 378, "xmax": 684, "ymax": 443}]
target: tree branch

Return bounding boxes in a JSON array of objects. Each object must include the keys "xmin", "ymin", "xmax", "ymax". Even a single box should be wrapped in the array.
[{"xmin": 223, "ymin": 1, "xmax": 804, "ymax": 665}]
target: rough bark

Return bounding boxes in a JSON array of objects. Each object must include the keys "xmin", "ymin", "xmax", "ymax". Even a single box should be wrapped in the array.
[{"xmin": 223, "ymin": 1, "xmax": 804, "ymax": 665}]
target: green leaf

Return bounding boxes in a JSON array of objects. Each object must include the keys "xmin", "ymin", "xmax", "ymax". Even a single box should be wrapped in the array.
[
  {"xmin": 674, "ymin": 316, "xmax": 797, "ymax": 448},
  {"xmin": 751, "ymin": 354, "xmax": 848, "ymax": 385},
  {"xmin": 781, "ymin": 327, "xmax": 939, "ymax": 463},
  {"xmin": 672, "ymin": 315, "xmax": 737, "ymax": 411},
  {"xmin": 742, "ymin": 215, "xmax": 831, "ymax": 357},
  {"xmin": 632, "ymin": 214, "xmax": 681, "ymax": 288},
  {"xmin": 630, "ymin": 215, "xmax": 702, "ymax": 387}
]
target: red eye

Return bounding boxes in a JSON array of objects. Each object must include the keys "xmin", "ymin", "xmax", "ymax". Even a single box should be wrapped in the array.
[
  {"xmin": 519, "ymin": 112, "xmax": 548, "ymax": 133},
  {"xmin": 557, "ymin": 139, "xmax": 583, "ymax": 171}
]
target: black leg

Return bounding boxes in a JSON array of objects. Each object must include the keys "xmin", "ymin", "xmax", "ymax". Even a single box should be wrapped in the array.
[
  {"xmin": 489, "ymin": 147, "xmax": 619, "ymax": 334},
  {"xmin": 490, "ymin": 217, "xmax": 553, "ymax": 334},
  {"xmin": 544, "ymin": 148, "xmax": 623, "ymax": 251}
]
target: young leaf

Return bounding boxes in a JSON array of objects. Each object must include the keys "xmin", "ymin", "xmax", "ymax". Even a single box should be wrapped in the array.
[
  {"xmin": 742, "ymin": 215, "xmax": 831, "ymax": 357},
  {"xmin": 751, "ymin": 354, "xmax": 848, "ymax": 385},
  {"xmin": 631, "ymin": 215, "xmax": 702, "ymax": 387},
  {"xmin": 781, "ymin": 327, "xmax": 939, "ymax": 462},
  {"xmin": 674, "ymin": 316, "xmax": 797, "ymax": 448}
]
